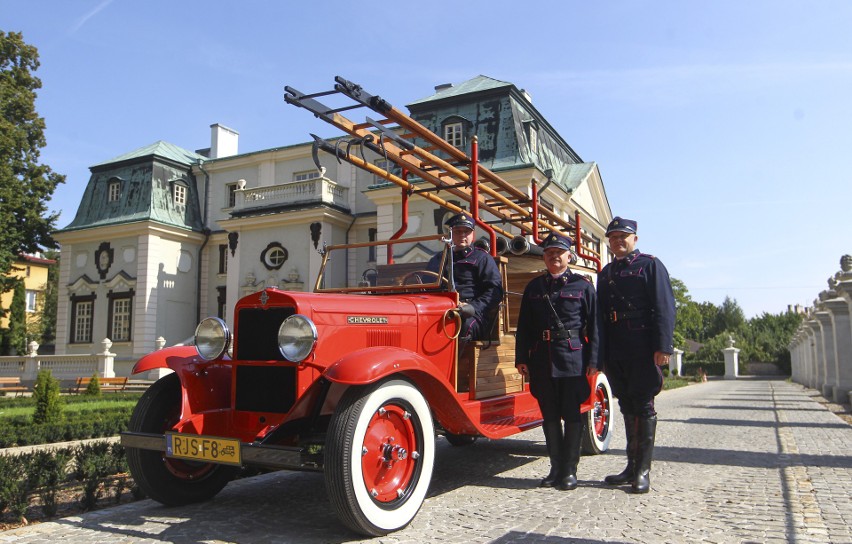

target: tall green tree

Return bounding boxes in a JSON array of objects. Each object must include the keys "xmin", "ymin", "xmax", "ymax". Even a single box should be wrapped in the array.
[
  {"xmin": 0, "ymin": 31, "xmax": 64, "ymax": 298},
  {"xmin": 713, "ymin": 296, "xmax": 746, "ymax": 336},
  {"xmin": 6, "ymin": 279, "xmax": 26, "ymax": 355}
]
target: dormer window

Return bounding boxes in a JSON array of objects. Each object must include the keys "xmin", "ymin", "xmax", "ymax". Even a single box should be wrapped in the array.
[
  {"xmin": 174, "ymin": 183, "xmax": 187, "ymax": 205},
  {"xmin": 444, "ymin": 122, "xmax": 464, "ymax": 148},
  {"xmin": 108, "ymin": 180, "xmax": 120, "ymax": 202},
  {"xmin": 524, "ymin": 120, "xmax": 539, "ymax": 155}
]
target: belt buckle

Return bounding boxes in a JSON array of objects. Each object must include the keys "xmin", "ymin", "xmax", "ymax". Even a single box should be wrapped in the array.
[
  {"xmin": 610, "ymin": 311, "xmax": 618, "ymax": 323},
  {"xmin": 542, "ymin": 330, "xmax": 551, "ymax": 341}
]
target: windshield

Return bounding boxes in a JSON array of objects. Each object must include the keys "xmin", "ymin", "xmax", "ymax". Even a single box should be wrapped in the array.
[{"xmin": 314, "ymin": 234, "xmax": 452, "ymax": 294}]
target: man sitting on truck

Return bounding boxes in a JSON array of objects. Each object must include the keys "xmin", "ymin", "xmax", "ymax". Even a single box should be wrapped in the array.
[{"xmin": 427, "ymin": 213, "xmax": 503, "ymax": 344}]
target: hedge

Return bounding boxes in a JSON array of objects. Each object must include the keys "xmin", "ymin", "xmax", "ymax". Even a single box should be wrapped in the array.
[
  {"xmin": 0, "ymin": 441, "xmax": 139, "ymax": 522},
  {"xmin": 0, "ymin": 407, "xmax": 133, "ymax": 448}
]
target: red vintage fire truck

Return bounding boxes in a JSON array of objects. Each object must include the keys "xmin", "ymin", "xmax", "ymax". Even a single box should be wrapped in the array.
[{"xmin": 121, "ymin": 76, "xmax": 613, "ymax": 536}]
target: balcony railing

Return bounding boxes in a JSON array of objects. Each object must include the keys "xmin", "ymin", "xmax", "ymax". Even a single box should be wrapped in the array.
[{"xmin": 234, "ymin": 178, "xmax": 348, "ymax": 212}]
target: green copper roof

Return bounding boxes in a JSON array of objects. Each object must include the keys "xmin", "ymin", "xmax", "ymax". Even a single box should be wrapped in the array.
[
  {"xmin": 407, "ymin": 75, "xmax": 513, "ymax": 106},
  {"xmin": 92, "ymin": 140, "xmax": 206, "ymax": 168},
  {"xmin": 59, "ymin": 141, "xmax": 204, "ymax": 233}
]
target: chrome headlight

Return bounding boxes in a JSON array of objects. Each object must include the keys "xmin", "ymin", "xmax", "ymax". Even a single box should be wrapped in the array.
[
  {"xmin": 195, "ymin": 317, "xmax": 231, "ymax": 361},
  {"xmin": 278, "ymin": 314, "xmax": 317, "ymax": 362}
]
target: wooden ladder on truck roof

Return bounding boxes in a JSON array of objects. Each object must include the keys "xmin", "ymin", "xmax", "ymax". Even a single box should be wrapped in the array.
[{"xmin": 284, "ymin": 76, "xmax": 602, "ymax": 272}]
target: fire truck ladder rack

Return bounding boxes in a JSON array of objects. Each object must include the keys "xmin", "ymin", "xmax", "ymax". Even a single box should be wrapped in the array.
[{"xmin": 284, "ymin": 76, "xmax": 601, "ymax": 272}]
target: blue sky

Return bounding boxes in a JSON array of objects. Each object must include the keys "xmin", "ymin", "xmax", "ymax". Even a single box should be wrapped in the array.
[{"xmin": 3, "ymin": 1, "xmax": 851, "ymax": 318}]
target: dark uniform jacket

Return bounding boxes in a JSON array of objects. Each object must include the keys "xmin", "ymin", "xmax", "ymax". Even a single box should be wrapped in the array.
[
  {"xmin": 427, "ymin": 246, "xmax": 503, "ymax": 323},
  {"xmin": 515, "ymin": 271, "xmax": 600, "ymax": 379},
  {"xmin": 597, "ymin": 249, "xmax": 675, "ymax": 362}
]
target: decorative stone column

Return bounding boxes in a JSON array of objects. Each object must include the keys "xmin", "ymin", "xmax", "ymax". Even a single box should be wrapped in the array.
[
  {"xmin": 669, "ymin": 348, "xmax": 683, "ymax": 377},
  {"xmin": 147, "ymin": 336, "xmax": 173, "ymax": 380},
  {"xmin": 97, "ymin": 338, "xmax": 116, "ymax": 378},
  {"xmin": 722, "ymin": 335, "xmax": 740, "ymax": 380},
  {"xmin": 814, "ymin": 292, "xmax": 838, "ymax": 400},
  {"xmin": 806, "ymin": 313, "xmax": 825, "ymax": 391},
  {"xmin": 830, "ymin": 255, "xmax": 852, "ymax": 403}
]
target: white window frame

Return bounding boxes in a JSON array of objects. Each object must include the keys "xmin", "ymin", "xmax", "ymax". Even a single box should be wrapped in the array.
[
  {"xmin": 25, "ymin": 290, "xmax": 37, "ymax": 312},
  {"xmin": 293, "ymin": 170, "xmax": 321, "ymax": 182},
  {"xmin": 265, "ymin": 247, "xmax": 287, "ymax": 267},
  {"xmin": 110, "ymin": 296, "xmax": 132, "ymax": 342},
  {"xmin": 174, "ymin": 184, "xmax": 187, "ymax": 205},
  {"xmin": 444, "ymin": 122, "xmax": 464, "ymax": 148},
  {"xmin": 73, "ymin": 300, "xmax": 93, "ymax": 344},
  {"xmin": 108, "ymin": 181, "xmax": 120, "ymax": 202},
  {"xmin": 529, "ymin": 126, "xmax": 538, "ymax": 154}
]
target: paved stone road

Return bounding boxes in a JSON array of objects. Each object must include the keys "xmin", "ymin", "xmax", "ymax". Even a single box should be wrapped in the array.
[{"xmin": 3, "ymin": 378, "xmax": 851, "ymax": 544}]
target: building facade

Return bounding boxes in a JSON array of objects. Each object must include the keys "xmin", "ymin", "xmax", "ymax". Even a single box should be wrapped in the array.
[
  {"xmin": 53, "ymin": 76, "xmax": 613, "ymax": 364},
  {"xmin": 1, "ymin": 254, "xmax": 56, "ymax": 351}
]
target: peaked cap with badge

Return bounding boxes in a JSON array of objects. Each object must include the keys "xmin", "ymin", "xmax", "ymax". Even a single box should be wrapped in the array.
[
  {"xmin": 539, "ymin": 232, "xmax": 574, "ymax": 251},
  {"xmin": 445, "ymin": 213, "xmax": 475, "ymax": 230},
  {"xmin": 605, "ymin": 217, "xmax": 638, "ymax": 236}
]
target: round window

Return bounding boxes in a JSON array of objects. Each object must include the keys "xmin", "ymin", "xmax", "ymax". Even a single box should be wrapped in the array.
[{"xmin": 261, "ymin": 242, "xmax": 288, "ymax": 270}]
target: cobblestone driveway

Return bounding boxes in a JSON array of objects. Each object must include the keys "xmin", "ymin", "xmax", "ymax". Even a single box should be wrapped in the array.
[{"xmin": 3, "ymin": 378, "xmax": 850, "ymax": 544}]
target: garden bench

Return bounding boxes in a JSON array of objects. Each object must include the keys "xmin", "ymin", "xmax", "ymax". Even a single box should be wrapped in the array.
[
  {"xmin": 0, "ymin": 377, "xmax": 28, "ymax": 397},
  {"xmin": 72, "ymin": 376, "xmax": 128, "ymax": 394}
]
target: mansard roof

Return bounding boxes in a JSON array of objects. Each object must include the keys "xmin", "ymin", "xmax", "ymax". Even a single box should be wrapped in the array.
[
  {"xmin": 58, "ymin": 141, "xmax": 204, "ymax": 233},
  {"xmin": 406, "ymin": 75, "xmax": 586, "ymax": 194}
]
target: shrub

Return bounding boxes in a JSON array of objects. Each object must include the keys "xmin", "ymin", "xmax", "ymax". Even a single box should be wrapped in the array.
[
  {"xmin": 84, "ymin": 373, "xmax": 102, "ymax": 396},
  {"xmin": 32, "ymin": 370, "xmax": 63, "ymax": 424}
]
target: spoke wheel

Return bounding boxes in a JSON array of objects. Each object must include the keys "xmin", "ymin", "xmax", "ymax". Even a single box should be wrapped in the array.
[
  {"xmin": 325, "ymin": 379, "xmax": 435, "ymax": 536},
  {"xmin": 126, "ymin": 373, "xmax": 237, "ymax": 506},
  {"xmin": 581, "ymin": 372, "xmax": 614, "ymax": 454}
]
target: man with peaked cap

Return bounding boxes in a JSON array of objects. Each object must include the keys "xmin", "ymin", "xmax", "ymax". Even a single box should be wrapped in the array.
[
  {"xmin": 515, "ymin": 232, "xmax": 600, "ymax": 491},
  {"xmin": 427, "ymin": 213, "xmax": 503, "ymax": 346},
  {"xmin": 597, "ymin": 216, "xmax": 675, "ymax": 494}
]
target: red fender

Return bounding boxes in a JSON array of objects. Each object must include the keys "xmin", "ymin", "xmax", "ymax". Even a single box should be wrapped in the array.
[
  {"xmin": 131, "ymin": 345, "xmax": 202, "ymax": 375},
  {"xmin": 323, "ymin": 346, "xmax": 449, "ymax": 386}
]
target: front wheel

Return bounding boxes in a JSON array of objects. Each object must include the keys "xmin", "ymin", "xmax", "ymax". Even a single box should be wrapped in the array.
[
  {"xmin": 581, "ymin": 372, "xmax": 613, "ymax": 454},
  {"xmin": 325, "ymin": 379, "xmax": 435, "ymax": 536},
  {"xmin": 126, "ymin": 373, "xmax": 237, "ymax": 506}
]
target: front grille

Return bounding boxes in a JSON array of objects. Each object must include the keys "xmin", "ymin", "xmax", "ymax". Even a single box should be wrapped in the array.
[
  {"xmin": 235, "ymin": 365, "xmax": 296, "ymax": 413},
  {"xmin": 235, "ymin": 307, "xmax": 295, "ymax": 361}
]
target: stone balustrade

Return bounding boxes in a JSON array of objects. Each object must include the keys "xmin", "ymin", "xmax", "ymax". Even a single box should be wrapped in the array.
[
  {"xmin": 233, "ymin": 177, "xmax": 348, "ymax": 212},
  {"xmin": 789, "ymin": 255, "xmax": 852, "ymax": 405}
]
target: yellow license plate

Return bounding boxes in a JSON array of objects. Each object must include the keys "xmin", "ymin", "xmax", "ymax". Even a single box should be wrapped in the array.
[{"xmin": 166, "ymin": 433, "xmax": 241, "ymax": 465}]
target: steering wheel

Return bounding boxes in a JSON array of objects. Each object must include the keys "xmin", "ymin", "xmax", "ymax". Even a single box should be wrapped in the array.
[{"xmin": 400, "ymin": 269, "xmax": 449, "ymax": 287}]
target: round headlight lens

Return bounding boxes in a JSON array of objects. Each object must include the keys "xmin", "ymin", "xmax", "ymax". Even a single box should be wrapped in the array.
[
  {"xmin": 195, "ymin": 317, "xmax": 230, "ymax": 361},
  {"xmin": 278, "ymin": 314, "xmax": 317, "ymax": 362}
]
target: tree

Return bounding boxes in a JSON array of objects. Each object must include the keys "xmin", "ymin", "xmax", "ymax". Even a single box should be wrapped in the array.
[
  {"xmin": 32, "ymin": 369, "xmax": 63, "ymax": 424},
  {"xmin": 35, "ymin": 249, "xmax": 59, "ymax": 347},
  {"xmin": 0, "ymin": 31, "xmax": 64, "ymax": 298},
  {"xmin": 6, "ymin": 279, "xmax": 26, "ymax": 355},
  {"xmin": 713, "ymin": 296, "xmax": 746, "ymax": 337}
]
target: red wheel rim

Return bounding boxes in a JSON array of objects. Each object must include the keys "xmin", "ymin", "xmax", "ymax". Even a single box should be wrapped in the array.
[
  {"xmin": 592, "ymin": 383, "xmax": 610, "ymax": 439},
  {"xmin": 361, "ymin": 402, "xmax": 418, "ymax": 503}
]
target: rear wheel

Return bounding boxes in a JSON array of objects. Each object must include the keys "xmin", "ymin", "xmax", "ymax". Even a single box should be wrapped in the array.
[
  {"xmin": 581, "ymin": 372, "xmax": 613, "ymax": 454},
  {"xmin": 325, "ymin": 379, "xmax": 435, "ymax": 536},
  {"xmin": 126, "ymin": 373, "xmax": 237, "ymax": 506}
]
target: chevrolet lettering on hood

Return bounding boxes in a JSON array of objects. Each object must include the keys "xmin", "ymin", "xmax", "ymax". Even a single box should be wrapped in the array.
[{"xmin": 347, "ymin": 316, "xmax": 389, "ymax": 324}]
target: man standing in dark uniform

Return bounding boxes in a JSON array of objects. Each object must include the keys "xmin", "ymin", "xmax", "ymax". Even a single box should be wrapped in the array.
[
  {"xmin": 427, "ymin": 213, "xmax": 503, "ymax": 343},
  {"xmin": 598, "ymin": 216, "xmax": 675, "ymax": 494},
  {"xmin": 515, "ymin": 233, "xmax": 599, "ymax": 491}
]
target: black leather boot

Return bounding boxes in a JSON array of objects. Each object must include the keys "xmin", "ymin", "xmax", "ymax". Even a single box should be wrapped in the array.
[
  {"xmin": 556, "ymin": 421, "xmax": 582, "ymax": 491},
  {"xmin": 540, "ymin": 421, "xmax": 563, "ymax": 487},
  {"xmin": 605, "ymin": 414, "xmax": 638, "ymax": 485},
  {"xmin": 632, "ymin": 416, "xmax": 657, "ymax": 494}
]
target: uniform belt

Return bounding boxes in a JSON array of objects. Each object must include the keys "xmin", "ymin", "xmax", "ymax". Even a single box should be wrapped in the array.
[
  {"xmin": 541, "ymin": 328, "xmax": 580, "ymax": 341},
  {"xmin": 608, "ymin": 310, "xmax": 649, "ymax": 323}
]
